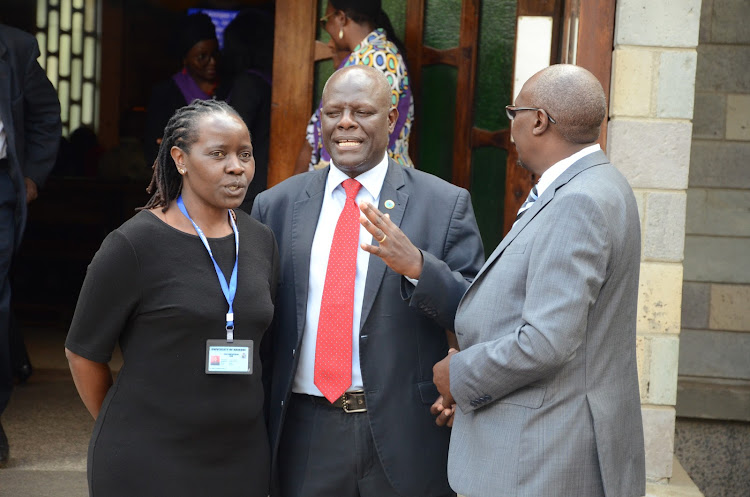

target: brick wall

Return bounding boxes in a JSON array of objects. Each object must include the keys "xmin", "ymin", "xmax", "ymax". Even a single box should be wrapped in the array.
[
  {"xmin": 608, "ymin": 0, "xmax": 701, "ymax": 483},
  {"xmin": 678, "ymin": 0, "xmax": 750, "ymax": 422}
]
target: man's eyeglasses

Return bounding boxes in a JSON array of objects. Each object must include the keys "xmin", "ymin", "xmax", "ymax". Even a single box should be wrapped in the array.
[
  {"xmin": 505, "ymin": 105, "xmax": 557, "ymax": 124},
  {"xmin": 319, "ymin": 11, "xmax": 335, "ymax": 29}
]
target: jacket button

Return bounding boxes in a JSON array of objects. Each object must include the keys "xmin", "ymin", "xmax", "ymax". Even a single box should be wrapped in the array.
[{"xmin": 470, "ymin": 400, "xmax": 477, "ymax": 407}]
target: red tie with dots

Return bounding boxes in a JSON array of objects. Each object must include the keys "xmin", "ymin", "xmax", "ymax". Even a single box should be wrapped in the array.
[{"xmin": 314, "ymin": 178, "xmax": 363, "ymax": 403}]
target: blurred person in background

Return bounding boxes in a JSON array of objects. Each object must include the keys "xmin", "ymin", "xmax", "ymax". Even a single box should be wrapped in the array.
[
  {"xmin": 0, "ymin": 21, "xmax": 61, "ymax": 468},
  {"xmin": 143, "ymin": 12, "xmax": 220, "ymax": 168}
]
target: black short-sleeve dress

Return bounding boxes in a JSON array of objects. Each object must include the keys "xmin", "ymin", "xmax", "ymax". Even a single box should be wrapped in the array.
[{"xmin": 65, "ymin": 209, "xmax": 278, "ymax": 497}]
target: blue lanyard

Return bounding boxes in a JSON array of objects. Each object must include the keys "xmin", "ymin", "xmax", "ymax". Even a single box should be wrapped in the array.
[{"xmin": 177, "ymin": 195, "xmax": 239, "ymax": 342}]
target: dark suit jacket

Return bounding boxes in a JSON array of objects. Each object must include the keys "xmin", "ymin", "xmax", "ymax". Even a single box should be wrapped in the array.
[
  {"xmin": 251, "ymin": 160, "xmax": 484, "ymax": 497},
  {"xmin": 0, "ymin": 23, "xmax": 61, "ymax": 248}
]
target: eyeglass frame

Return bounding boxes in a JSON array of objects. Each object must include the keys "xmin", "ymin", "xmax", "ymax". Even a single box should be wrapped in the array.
[
  {"xmin": 505, "ymin": 105, "xmax": 557, "ymax": 124},
  {"xmin": 319, "ymin": 11, "xmax": 335, "ymax": 29}
]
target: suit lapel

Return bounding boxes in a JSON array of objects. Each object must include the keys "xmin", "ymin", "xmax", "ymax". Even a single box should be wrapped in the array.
[
  {"xmin": 292, "ymin": 170, "xmax": 327, "ymax": 343},
  {"xmin": 467, "ymin": 150, "xmax": 610, "ymax": 290},
  {"xmin": 360, "ymin": 160, "xmax": 407, "ymax": 328}
]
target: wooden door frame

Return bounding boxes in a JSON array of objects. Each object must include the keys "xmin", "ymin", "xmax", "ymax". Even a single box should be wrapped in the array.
[
  {"xmin": 265, "ymin": 0, "xmax": 616, "ymax": 229},
  {"xmin": 503, "ymin": 0, "xmax": 616, "ymax": 233}
]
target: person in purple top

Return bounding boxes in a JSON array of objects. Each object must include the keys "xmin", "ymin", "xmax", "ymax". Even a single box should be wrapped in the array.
[{"xmin": 143, "ymin": 12, "xmax": 220, "ymax": 168}]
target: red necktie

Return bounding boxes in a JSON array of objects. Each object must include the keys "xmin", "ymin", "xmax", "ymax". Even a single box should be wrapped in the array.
[{"xmin": 314, "ymin": 178, "xmax": 362, "ymax": 402}]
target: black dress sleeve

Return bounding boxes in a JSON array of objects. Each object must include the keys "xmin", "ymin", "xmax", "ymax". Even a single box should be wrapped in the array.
[{"xmin": 65, "ymin": 229, "xmax": 141, "ymax": 363}]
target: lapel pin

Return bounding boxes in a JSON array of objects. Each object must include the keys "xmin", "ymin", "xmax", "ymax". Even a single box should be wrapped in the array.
[{"xmin": 384, "ymin": 199, "xmax": 395, "ymax": 209}]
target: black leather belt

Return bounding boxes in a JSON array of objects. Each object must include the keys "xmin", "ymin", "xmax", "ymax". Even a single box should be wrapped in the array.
[{"xmin": 295, "ymin": 391, "xmax": 367, "ymax": 413}]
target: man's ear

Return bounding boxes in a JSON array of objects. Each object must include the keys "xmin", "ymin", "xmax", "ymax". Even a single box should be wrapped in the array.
[
  {"xmin": 387, "ymin": 108, "xmax": 398, "ymax": 134},
  {"xmin": 531, "ymin": 110, "xmax": 550, "ymax": 136}
]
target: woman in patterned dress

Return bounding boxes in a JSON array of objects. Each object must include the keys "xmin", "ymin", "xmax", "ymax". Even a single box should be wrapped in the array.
[{"xmin": 293, "ymin": 0, "xmax": 414, "ymax": 173}]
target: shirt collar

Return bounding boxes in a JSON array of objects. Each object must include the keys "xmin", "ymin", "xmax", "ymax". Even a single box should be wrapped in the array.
[
  {"xmin": 326, "ymin": 152, "xmax": 389, "ymax": 200},
  {"xmin": 535, "ymin": 144, "xmax": 601, "ymax": 197}
]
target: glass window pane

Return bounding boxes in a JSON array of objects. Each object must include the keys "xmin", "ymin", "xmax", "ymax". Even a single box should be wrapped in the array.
[
  {"xmin": 424, "ymin": 0, "xmax": 461, "ymax": 50},
  {"xmin": 36, "ymin": 0, "xmax": 47, "ymax": 28},
  {"xmin": 83, "ymin": 37, "xmax": 95, "ymax": 79},
  {"xmin": 82, "ymin": 83, "xmax": 94, "ymax": 123},
  {"xmin": 72, "ymin": 13, "xmax": 83, "ymax": 55},
  {"xmin": 70, "ymin": 104, "xmax": 81, "ymax": 133},
  {"xmin": 513, "ymin": 16, "xmax": 553, "ymax": 102},
  {"xmin": 71, "ymin": 58, "xmax": 82, "ymax": 100},
  {"xmin": 48, "ymin": 10, "xmax": 59, "ymax": 53},
  {"xmin": 47, "ymin": 56, "xmax": 59, "ymax": 89},
  {"xmin": 84, "ymin": 1, "xmax": 96, "ymax": 32},
  {"xmin": 59, "ymin": 34, "xmax": 71, "ymax": 76},
  {"xmin": 61, "ymin": 0, "xmax": 71, "ymax": 31}
]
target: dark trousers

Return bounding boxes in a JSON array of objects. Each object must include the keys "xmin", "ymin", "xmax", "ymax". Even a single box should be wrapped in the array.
[
  {"xmin": 278, "ymin": 393, "xmax": 404, "ymax": 497},
  {"xmin": 0, "ymin": 170, "xmax": 16, "ymax": 416}
]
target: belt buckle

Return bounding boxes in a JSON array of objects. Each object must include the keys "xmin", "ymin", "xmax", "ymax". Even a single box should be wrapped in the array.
[{"xmin": 342, "ymin": 392, "xmax": 366, "ymax": 413}]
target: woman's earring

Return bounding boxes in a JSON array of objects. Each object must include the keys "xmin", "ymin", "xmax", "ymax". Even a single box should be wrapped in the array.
[
  {"xmin": 338, "ymin": 28, "xmax": 344, "ymax": 39},
  {"xmin": 178, "ymin": 167, "xmax": 186, "ymax": 174}
]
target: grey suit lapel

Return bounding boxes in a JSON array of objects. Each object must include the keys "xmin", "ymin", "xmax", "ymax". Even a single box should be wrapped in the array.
[
  {"xmin": 360, "ymin": 160, "xmax": 407, "ymax": 328},
  {"xmin": 292, "ymin": 170, "xmax": 327, "ymax": 343},
  {"xmin": 469, "ymin": 150, "xmax": 610, "ymax": 288}
]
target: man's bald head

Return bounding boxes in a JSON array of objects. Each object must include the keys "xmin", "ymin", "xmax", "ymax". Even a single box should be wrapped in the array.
[
  {"xmin": 322, "ymin": 65, "xmax": 393, "ymax": 111},
  {"xmin": 525, "ymin": 64, "xmax": 607, "ymax": 144}
]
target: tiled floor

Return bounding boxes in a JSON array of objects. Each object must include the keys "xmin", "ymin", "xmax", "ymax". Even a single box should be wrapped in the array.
[
  {"xmin": 674, "ymin": 418, "xmax": 750, "ymax": 497},
  {"xmin": 0, "ymin": 325, "xmax": 121, "ymax": 496},
  {"xmin": 1, "ymin": 326, "xmax": 746, "ymax": 497}
]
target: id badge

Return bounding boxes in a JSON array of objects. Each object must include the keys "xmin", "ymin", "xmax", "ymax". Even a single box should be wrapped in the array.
[{"xmin": 205, "ymin": 339, "xmax": 253, "ymax": 374}]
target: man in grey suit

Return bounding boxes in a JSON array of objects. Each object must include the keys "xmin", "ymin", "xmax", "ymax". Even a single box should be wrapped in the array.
[
  {"xmin": 432, "ymin": 64, "xmax": 645, "ymax": 497},
  {"xmin": 251, "ymin": 65, "xmax": 484, "ymax": 497}
]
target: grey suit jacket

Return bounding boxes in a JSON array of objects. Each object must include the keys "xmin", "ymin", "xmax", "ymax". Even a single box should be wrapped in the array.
[
  {"xmin": 448, "ymin": 151, "xmax": 645, "ymax": 497},
  {"xmin": 251, "ymin": 160, "xmax": 485, "ymax": 497},
  {"xmin": 0, "ymin": 23, "xmax": 61, "ymax": 248}
]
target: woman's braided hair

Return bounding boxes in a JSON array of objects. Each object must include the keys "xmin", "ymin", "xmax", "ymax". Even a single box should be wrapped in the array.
[{"xmin": 141, "ymin": 99, "xmax": 240, "ymax": 212}]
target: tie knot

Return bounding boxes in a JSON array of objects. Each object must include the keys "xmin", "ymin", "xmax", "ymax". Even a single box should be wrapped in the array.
[{"xmin": 342, "ymin": 179, "xmax": 362, "ymax": 200}]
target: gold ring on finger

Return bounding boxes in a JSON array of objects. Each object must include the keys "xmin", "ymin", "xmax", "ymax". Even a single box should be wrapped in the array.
[{"xmin": 378, "ymin": 233, "xmax": 387, "ymax": 244}]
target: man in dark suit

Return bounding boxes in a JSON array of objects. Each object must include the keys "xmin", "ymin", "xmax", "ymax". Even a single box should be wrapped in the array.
[
  {"xmin": 0, "ymin": 22, "xmax": 62, "ymax": 467},
  {"xmin": 251, "ymin": 65, "xmax": 484, "ymax": 497}
]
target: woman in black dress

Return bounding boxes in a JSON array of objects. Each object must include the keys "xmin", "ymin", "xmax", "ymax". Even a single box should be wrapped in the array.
[{"xmin": 66, "ymin": 99, "xmax": 277, "ymax": 496}]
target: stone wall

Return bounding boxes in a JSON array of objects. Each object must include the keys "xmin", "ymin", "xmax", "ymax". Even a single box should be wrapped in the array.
[
  {"xmin": 607, "ymin": 0, "xmax": 701, "ymax": 484},
  {"xmin": 678, "ymin": 0, "xmax": 750, "ymax": 423}
]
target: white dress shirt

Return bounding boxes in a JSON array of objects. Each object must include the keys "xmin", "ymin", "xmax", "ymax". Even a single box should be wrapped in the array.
[
  {"xmin": 292, "ymin": 153, "xmax": 390, "ymax": 395},
  {"xmin": 0, "ymin": 117, "xmax": 7, "ymax": 160},
  {"xmin": 535, "ymin": 144, "xmax": 601, "ymax": 198}
]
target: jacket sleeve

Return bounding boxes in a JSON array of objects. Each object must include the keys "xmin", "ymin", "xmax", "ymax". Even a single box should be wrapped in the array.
[
  {"xmin": 402, "ymin": 188, "xmax": 485, "ymax": 331},
  {"xmin": 21, "ymin": 35, "xmax": 62, "ymax": 186},
  {"xmin": 449, "ymin": 191, "xmax": 611, "ymax": 414}
]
